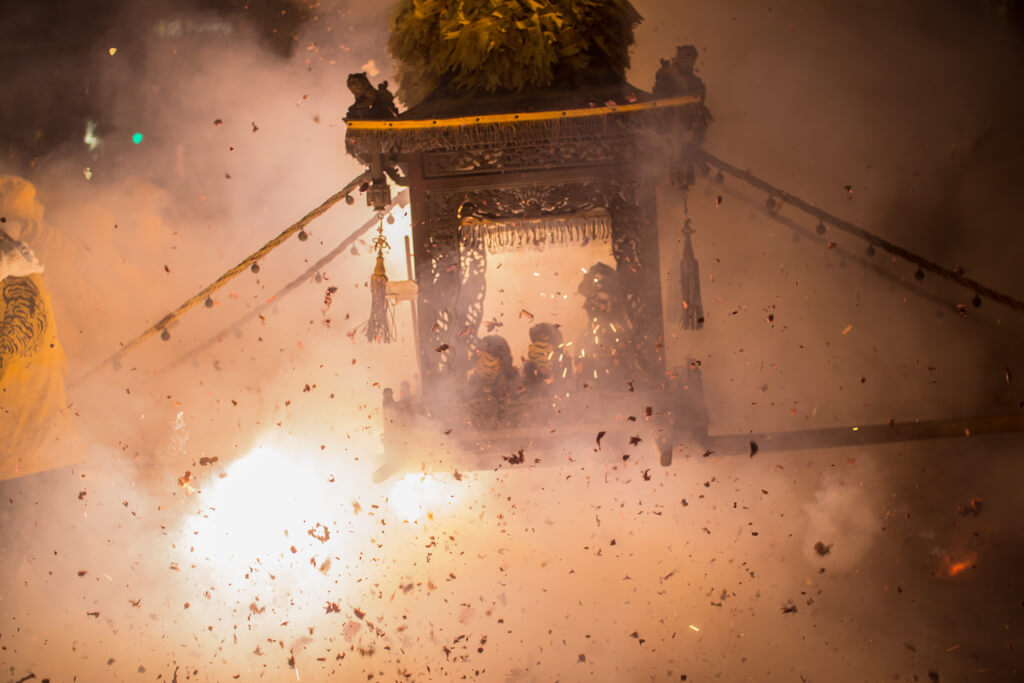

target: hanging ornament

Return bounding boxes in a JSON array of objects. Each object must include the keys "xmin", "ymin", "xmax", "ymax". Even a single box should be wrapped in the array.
[
  {"xmin": 251, "ymin": 263, "xmax": 260, "ymax": 274},
  {"xmin": 816, "ymin": 220, "xmax": 826, "ymax": 235},
  {"xmin": 914, "ymin": 268, "xmax": 925, "ymax": 281},
  {"xmin": 679, "ymin": 204, "xmax": 705, "ymax": 331},
  {"xmin": 365, "ymin": 215, "xmax": 395, "ymax": 344},
  {"xmin": 865, "ymin": 244, "xmax": 875, "ymax": 256},
  {"xmin": 204, "ymin": 296, "xmax": 214, "ymax": 308},
  {"xmin": 298, "ymin": 229, "xmax": 308, "ymax": 241}
]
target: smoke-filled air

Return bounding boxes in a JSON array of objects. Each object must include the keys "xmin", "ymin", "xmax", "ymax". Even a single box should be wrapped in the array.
[{"xmin": 1, "ymin": 0, "xmax": 1023, "ymax": 681}]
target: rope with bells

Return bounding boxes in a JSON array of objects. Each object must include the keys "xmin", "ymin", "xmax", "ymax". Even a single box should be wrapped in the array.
[
  {"xmin": 695, "ymin": 147, "xmax": 1024, "ymax": 315},
  {"xmin": 73, "ymin": 170, "xmax": 371, "ymax": 387},
  {"xmin": 159, "ymin": 190, "xmax": 410, "ymax": 374}
]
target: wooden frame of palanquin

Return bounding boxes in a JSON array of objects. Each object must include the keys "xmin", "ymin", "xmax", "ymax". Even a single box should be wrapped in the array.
[{"xmin": 346, "ymin": 98, "xmax": 710, "ymax": 467}]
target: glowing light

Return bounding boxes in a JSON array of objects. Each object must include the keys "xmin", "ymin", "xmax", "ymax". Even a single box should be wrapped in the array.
[
  {"xmin": 947, "ymin": 555, "xmax": 976, "ymax": 577},
  {"xmin": 941, "ymin": 550, "xmax": 978, "ymax": 578},
  {"xmin": 181, "ymin": 436, "xmax": 358, "ymax": 575},
  {"xmin": 131, "ymin": 132, "xmax": 144, "ymax": 144},
  {"xmin": 387, "ymin": 472, "xmax": 460, "ymax": 522},
  {"xmin": 108, "ymin": 47, "xmax": 117, "ymax": 56},
  {"xmin": 83, "ymin": 120, "xmax": 101, "ymax": 150},
  {"xmin": 689, "ymin": 624, "xmax": 701, "ymax": 632}
]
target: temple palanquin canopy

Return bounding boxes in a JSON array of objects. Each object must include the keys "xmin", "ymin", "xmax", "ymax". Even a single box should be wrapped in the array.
[{"xmin": 343, "ymin": 1, "xmax": 713, "ymax": 469}]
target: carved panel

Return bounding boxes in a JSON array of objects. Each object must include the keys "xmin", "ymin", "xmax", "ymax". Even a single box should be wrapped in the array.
[
  {"xmin": 417, "ymin": 178, "xmax": 658, "ymax": 386},
  {"xmin": 454, "ymin": 182, "xmax": 613, "ymax": 220},
  {"xmin": 422, "ymin": 137, "xmax": 634, "ymax": 178}
]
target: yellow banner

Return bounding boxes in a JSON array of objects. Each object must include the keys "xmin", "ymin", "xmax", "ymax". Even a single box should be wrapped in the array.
[{"xmin": 345, "ymin": 94, "xmax": 703, "ymax": 131}]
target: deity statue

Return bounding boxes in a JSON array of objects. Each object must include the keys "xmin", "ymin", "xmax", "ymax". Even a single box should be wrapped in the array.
[
  {"xmin": 466, "ymin": 335, "xmax": 521, "ymax": 428},
  {"xmin": 653, "ymin": 44, "xmax": 712, "ymax": 143},
  {"xmin": 653, "ymin": 45, "xmax": 706, "ymax": 101},
  {"xmin": 345, "ymin": 73, "xmax": 399, "ymax": 121},
  {"xmin": 575, "ymin": 262, "xmax": 637, "ymax": 389},
  {"xmin": 522, "ymin": 322, "xmax": 572, "ymax": 394}
]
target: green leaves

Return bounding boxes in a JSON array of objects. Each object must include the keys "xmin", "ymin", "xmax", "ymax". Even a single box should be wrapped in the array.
[{"xmin": 388, "ymin": 0, "xmax": 643, "ymax": 107}]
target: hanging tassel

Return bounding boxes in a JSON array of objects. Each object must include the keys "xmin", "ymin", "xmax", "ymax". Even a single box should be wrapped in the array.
[
  {"xmin": 366, "ymin": 218, "xmax": 395, "ymax": 343},
  {"xmin": 679, "ymin": 218, "xmax": 705, "ymax": 330}
]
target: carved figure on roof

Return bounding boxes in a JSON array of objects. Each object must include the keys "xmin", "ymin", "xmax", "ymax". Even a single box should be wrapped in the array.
[
  {"xmin": 654, "ymin": 44, "xmax": 712, "ymax": 145},
  {"xmin": 653, "ymin": 45, "xmax": 706, "ymax": 101},
  {"xmin": 345, "ymin": 72, "xmax": 399, "ymax": 121}
]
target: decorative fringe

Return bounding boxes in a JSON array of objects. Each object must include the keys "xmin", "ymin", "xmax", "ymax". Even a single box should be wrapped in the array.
[
  {"xmin": 679, "ymin": 219, "xmax": 705, "ymax": 330},
  {"xmin": 366, "ymin": 254, "xmax": 395, "ymax": 343},
  {"xmin": 346, "ymin": 102, "xmax": 711, "ymax": 158},
  {"xmin": 460, "ymin": 213, "xmax": 611, "ymax": 254}
]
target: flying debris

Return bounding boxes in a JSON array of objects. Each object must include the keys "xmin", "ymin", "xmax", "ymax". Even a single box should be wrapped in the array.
[
  {"xmin": 83, "ymin": 120, "xmax": 101, "ymax": 150},
  {"xmin": 503, "ymin": 449, "xmax": 525, "ymax": 465}
]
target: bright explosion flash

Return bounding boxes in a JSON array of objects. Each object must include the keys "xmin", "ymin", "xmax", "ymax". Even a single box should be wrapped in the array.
[
  {"xmin": 179, "ymin": 439, "xmax": 466, "ymax": 582},
  {"xmin": 387, "ymin": 472, "xmax": 462, "ymax": 522},
  {"xmin": 180, "ymin": 437, "xmax": 360, "ymax": 581}
]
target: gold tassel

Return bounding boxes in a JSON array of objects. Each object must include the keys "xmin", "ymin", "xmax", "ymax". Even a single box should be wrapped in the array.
[
  {"xmin": 680, "ymin": 217, "xmax": 705, "ymax": 330},
  {"xmin": 366, "ymin": 219, "xmax": 395, "ymax": 343}
]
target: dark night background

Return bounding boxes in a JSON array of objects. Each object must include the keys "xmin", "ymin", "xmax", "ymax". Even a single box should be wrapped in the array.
[
  {"xmin": 3, "ymin": 0, "xmax": 1023, "ymax": 169},
  {"xmin": 1, "ymin": 0, "xmax": 391, "ymax": 170}
]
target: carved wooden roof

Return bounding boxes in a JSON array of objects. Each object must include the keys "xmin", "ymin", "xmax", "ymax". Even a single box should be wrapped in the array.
[{"xmin": 345, "ymin": 93, "xmax": 708, "ymax": 166}]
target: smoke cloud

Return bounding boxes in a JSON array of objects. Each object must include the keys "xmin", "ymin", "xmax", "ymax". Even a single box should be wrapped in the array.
[{"xmin": 1, "ymin": 0, "xmax": 1023, "ymax": 681}]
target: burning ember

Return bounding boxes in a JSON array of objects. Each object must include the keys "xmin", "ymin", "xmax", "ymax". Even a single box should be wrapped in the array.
[{"xmin": 937, "ymin": 550, "xmax": 979, "ymax": 578}]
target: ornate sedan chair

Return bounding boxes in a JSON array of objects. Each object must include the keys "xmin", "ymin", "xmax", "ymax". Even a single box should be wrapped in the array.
[{"xmin": 345, "ymin": 43, "xmax": 713, "ymax": 476}]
